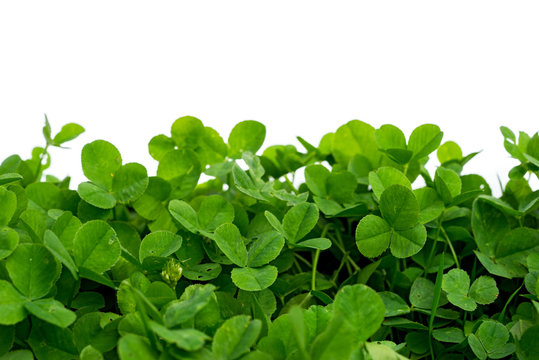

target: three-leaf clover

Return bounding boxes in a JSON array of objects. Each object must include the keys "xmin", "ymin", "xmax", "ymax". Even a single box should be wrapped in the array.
[
  {"xmin": 442, "ymin": 269, "xmax": 498, "ymax": 311},
  {"xmin": 356, "ymin": 184, "xmax": 427, "ymax": 258}
]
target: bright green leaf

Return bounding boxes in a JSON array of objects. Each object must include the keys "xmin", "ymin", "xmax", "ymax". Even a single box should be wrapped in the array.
[
  {"xmin": 355, "ymin": 215, "xmax": 391, "ymax": 258},
  {"xmin": 228, "ymin": 120, "xmax": 266, "ymax": 158},
  {"xmin": 81, "ymin": 140, "xmax": 122, "ymax": 191},
  {"xmin": 0, "ymin": 280, "xmax": 27, "ymax": 325},
  {"xmin": 379, "ymin": 185, "xmax": 419, "ymax": 230},
  {"xmin": 214, "ymin": 223, "xmax": 248, "ymax": 267},
  {"xmin": 6, "ymin": 243, "xmax": 60, "ymax": 300},
  {"xmin": 282, "ymin": 203, "xmax": 319, "ymax": 244},
  {"xmin": 231, "ymin": 266, "xmax": 278, "ymax": 291},
  {"xmin": 24, "ymin": 299, "xmax": 76, "ymax": 328},
  {"xmin": 139, "ymin": 231, "xmax": 182, "ymax": 263},
  {"xmin": 73, "ymin": 220, "xmax": 120, "ymax": 274},
  {"xmin": 78, "ymin": 182, "xmax": 116, "ymax": 209},
  {"xmin": 212, "ymin": 315, "xmax": 262, "ymax": 360}
]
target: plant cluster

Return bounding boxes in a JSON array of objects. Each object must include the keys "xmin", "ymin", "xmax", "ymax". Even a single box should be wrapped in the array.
[{"xmin": 0, "ymin": 116, "xmax": 538, "ymax": 360}]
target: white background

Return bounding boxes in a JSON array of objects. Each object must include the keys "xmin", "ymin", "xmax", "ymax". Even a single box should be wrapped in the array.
[{"xmin": 1, "ymin": 1, "xmax": 538, "ymax": 194}]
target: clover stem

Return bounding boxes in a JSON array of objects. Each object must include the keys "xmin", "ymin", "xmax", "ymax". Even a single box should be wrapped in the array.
[
  {"xmin": 498, "ymin": 283, "xmax": 523, "ymax": 322},
  {"xmin": 311, "ymin": 249, "xmax": 321, "ymax": 291},
  {"xmin": 283, "ymin": 174, "xmax": 298, "ymax": 194},
  {"xmin": 425, "ymin": 215, "xmax": 444, "ymax": 272},
  {"xmin": 332, "ymin": 256, "xmax": 348, "ymax": 283},
  {"xmin": 294, "ymin": 253, "xmax": 313, "ymax": 268},
  {"xmin": 334, "ymin": 229, "xmax": 360, "ymax": 271},
  {"xmin": 440, "ymin": 226, "xmax": 459, "ymax": 269},
  {"xmin": 293, "ymin": 258, "xmax": 303, "ymax": 273},
  {"xmin": 34, "ymin": 143, "xmax": 50, "ymax": 183}
]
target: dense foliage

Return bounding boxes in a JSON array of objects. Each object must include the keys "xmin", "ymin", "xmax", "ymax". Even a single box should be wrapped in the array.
[{"xmin": 0, "ymin": 116, "xmax": 538, "ymax": 360}]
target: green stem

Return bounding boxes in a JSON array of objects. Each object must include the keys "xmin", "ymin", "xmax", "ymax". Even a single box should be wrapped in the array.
[
  {"xmin": 334, "ymin": 230, "xmax": 360, "ymax": 271},
  {"xmin": 34, "ymin": 143, "xmax": 50, "ymax": 183},
  {"xmin": 283, "ymin": 175, "xmax": 298, "ymax": 194},
  {"xmin": 311, "ymin": 249, "xmax": 321, "ymax": 291},
  {"xmin": 498, "ymin": 283, "xmax": 523, "ymax": 322},
  {"xmin": 425, "ymin": 215, "xmax": 444, "ymax": 272},
  {"xmin": 293, "ymin": 258, "xmax": 303, "ymax": 273},
  {"xmin": 332, "ymin": 256, "xmax": 347, "ymax": 283},
  {"xmin": 440, "ymin": 226, "xmax": 459, "ymax": 269},
  {"xmin": 294, "ymin": 253, "xmax": 313, "ymax": 268}
]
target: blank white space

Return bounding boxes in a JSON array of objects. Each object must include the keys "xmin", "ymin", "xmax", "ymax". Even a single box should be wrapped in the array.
[{"xmin": 1, "ymin": 1, "xmax": 537, "ymax": 194}]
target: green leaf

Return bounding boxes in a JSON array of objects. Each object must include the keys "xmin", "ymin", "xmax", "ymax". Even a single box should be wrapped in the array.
[
  {"xmin": 434, "ymin": 167, "xmax": 461, "ymax": 203},
  {"xmin": 228, "ymin": 120, "xmax": 266, "ymax": 158},
  {"xmin": 378, "ymin": 291, "xmax": 410, "ymax": 317},
  {"xmin": 43, "ymin": 230, "xmax": 78, "ymax": 280},
  {"xmin": 0, "ymin": 173, "xmax": 23, "ymax": 186},
  {"xmin": 139, "ymin": 231, "xmax": 182, "ymax": 263},
  {"xmin": 469, "ymin": 276, "xmax": 498, "ymax": 305},
  {"xmin": 432, "ymin": 327, "xmax": 465, "ymax": 343},
  {"xmin": 156, "ymin": 149, "xmax": 201, "ymax": 196},
  {"xmin": 143, "ymin": 282, "xmax": 176, "ymax": 308},
  {"xmin": 304, "ymin": 164, "xmax": 330, "ymax": 197},
  {"xmin": 0, "ymin": 227, "xmax": 19, "ymax": 260},
  {"xmin": 368, "ymin": 167, "xmax": 412, "ymax": 200},
  {"xmin": 407, "ymin": 124, "xmax": 443, "ymax": 161},
  {"xmin": 164, "ymin": 284, "xmax": 216, "ymax": 328},
  {"xmin": 332, "ymin": 120, "xmax": 380, "ymax": 167},
  {"xmin": 117, "ymin": 334, "xmax": 158, "ymax": 360},
  {"xmin": 519, "ymin": 325, "xmax": 539, "ymax": 360},
  {"xmin": 78, "ymin": 182, "xmax": 117, "ymax": 209},
  {"xmin": 198, "ymin": 195, "xmax": 235, "ymax": 232},
  {"xmin": 214, "ymin": 223, "xmax": 248, "ymax": 267},
  {"xmin": 500, "ymin": 126, "xmax": 516, "ymax": 142},
  {"xmin": 0, "ymin": 280, "xmax": 27, "ymax": 325},
  {"xmin": 332, "ymin": 284, "xmax": 385, "ymax": 341},
  {"xmin": 52, "ymin": 123, "xmax": 85, "ymax": 146},
  {"xmin": 0, "ymin": 350, "xmax": 35, "ymax": 360},
  {"xmin": 148, "ymin": 134, "xmax": 175, "ymax": 161},
  {"xmin": 247, "ymin": 231, "xmax": 285, "ymax": 267},
  {"xmin": 212, "ymin": 315, "xmax": 262, "ymax": 360},
  {"xmin": 264, "ymin": 211, "xmax": 285, "ymax": 235},
  {"xmin": 282, "ymin": 203, "xmax": 319, "ymax": 244},
  {"xmin": 6, "ymin": 243, "xmax": 60, "ymax": 300},
  {"xmin": 80, "ymin": 345, "xmax": 103, "ymax": 360},
  {"xmin": 183, "ymin": 263, "xmax": 222, "ymax": 281},
  {"xmin": 442, "ymin": 269, "xmax": 476, "ymax": 311},
  {"xmin": 112, "ymin": 163, "xmax": 149, "ymax": 203},
  {"xmin": 379, "ymin": 185, "xmax": 419, "ymax": 230},
  {"xmin": 231, "ymin": 266, "xmax": 279, "ymax": 291},
  {"xmin": 495, "ymin": 227, "xmax": 539, "ymax": 261},
  {"xmin": 24, "ymin": 299, "xmax": 76, "ymax": 328},
  {"xmin": 468, "ymin": 320, "xmax": 514, "ymax": 360},
  {"xmin": 326, "ymin": 171, "xmax": 357, "ymax": 203},
  {"xmin": 169, "ymin": 199, "xmax": 200, "ymax": 234},
  {"xmin": 375, "ymin": 124, "xmax": 406, "ymax": 150},
  {"xmin": 414, "ymin": 187, "xmax": 444, "ymax": 224},
  {"xmin": 437, "ymin": 141, "xmax": 462, "ymax": 163},
  {"xmin": 73, "ymin": 220, "xmax": 121, "ymax": 274},
  {"xmin": 355, "ymin": 215, "xmax": 391, "ymax": 258},
  {"xmin": 171, "ymin": 116, "xmax": 205, "ymax": 148},
  {"xmin": 382, "ymin": 148, "xmax": 414, "ymax": 164},
  {"xmin": 390, "ymin": 224, "xmax": 427, "ymax": 258},
  {"xmin": 132, "ymin": 177, "xmax": 170, "ymax": 221},
  {"xmin": 149, "ymin": 322, "xmax": 209, "ymax": 351},
  {"xmin": 295, "ymin": 238, "xmax": 332, "ymax": 250},
  {"xmin": 0, "ymin": 325, "xmax": 15, "ymax": 356},
  {"xmin": 0, "ymin": 188, "xmax": 16, "ymax": 227},
  {"xmin": 472, "ymin": 199, "xmax": 511, "ymax": 257},
  {"xmin": 81, "ymin": 140, "xmax": 122, "ymax": 190},
  {"xmin": 410, "ymin": 277, "xmax": 437, "ymax": 309}
]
